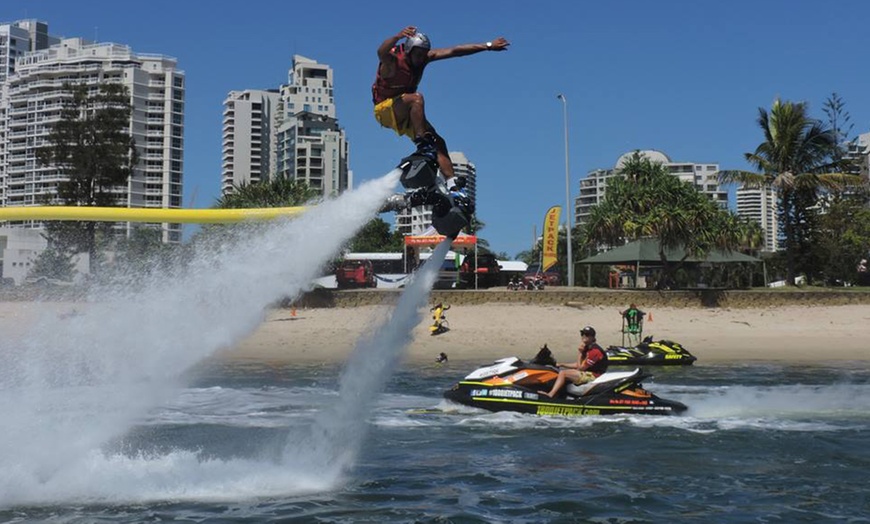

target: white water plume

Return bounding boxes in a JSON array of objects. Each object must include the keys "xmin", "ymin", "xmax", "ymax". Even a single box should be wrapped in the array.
[
  {"xmin": 0, "ymin": 169, "xmax": 400, "ymax": 506},
  {"xmin": 282, "ymin": 239, "xmax": 452, "ymax": 486}
]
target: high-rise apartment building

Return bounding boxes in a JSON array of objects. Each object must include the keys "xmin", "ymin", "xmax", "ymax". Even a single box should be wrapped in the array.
[
  {"xmin": 576, "ymin": 150, "xmax": 728, "ymax": 226},
  {"xmin": 276, "ymin": 111, "xmax": 349, "ymax": 196},
  {"xmin": 0, "ymin": 22, "xmax": 185, "ymax": 243},
  {"xmin": 846, "ymin": 132, "xmax": 870, "ymax": 182},
  {"xmin": 275, "ymin": 55, "xmax": 349, "ymax": 196},
  {"xmin": 0, "ymin": 20, "xmax": 58, "ymax": 87},
  {"xmin": 277, "ymin": 55, "xmax": 336, "ymax": 120},
  {"xmin": 1, "ymin": 20, "xmax": 60, "ymax": 214},
  {"xmin": 221, "ymin": 89, "xmax": 280, "ymax": 194},
  {"xmin": 736, "ymin": 184, "xmax": 779, "ymax": 252},
  {"xmin": 222, "ymin": 55, "xmax": 350, "ymax": 197},
  {"xmin": 394, "ymin": 151, "xmax": 477, "ymax": 236}
]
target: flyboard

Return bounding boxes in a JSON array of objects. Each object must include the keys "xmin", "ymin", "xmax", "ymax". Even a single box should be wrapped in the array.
[{"xmin": 381, "ymin": 152, "xmax": 474, "ymax": 239}]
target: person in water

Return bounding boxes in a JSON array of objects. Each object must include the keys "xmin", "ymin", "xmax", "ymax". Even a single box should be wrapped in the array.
[
  {"xmin": 372, "ymin": 26, "xmax": 509, "ymax": 193},
  {"xmin": 539, "ymin": 326, "xmax": 608, "ymax": 398}
]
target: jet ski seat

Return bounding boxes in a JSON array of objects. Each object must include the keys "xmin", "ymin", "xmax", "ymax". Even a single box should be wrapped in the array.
[{"xmin": 565, "ymin": 369, "xmax": 642, "ymax": 397}]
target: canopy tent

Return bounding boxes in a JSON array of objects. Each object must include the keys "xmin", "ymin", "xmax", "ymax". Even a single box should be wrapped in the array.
[
  {"xmin": 403, "ymin": 225, "xmax": 477, "ymax": 248},
  {"xmin": 403, "ymin": 227, "xmax": 480, "ymax": 288},
  {"xmin": 577, "ymin": 237, "xmax": 761, "ymax": 288}
]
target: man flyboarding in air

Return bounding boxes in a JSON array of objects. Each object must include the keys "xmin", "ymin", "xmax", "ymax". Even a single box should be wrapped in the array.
[{"xmin": 373, "ymin": 26, "xmax": 509, "ymax": 236}]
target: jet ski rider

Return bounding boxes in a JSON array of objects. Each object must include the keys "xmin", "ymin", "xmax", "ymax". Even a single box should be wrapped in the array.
[{"xmin": 539, "ymin": 326, "xmax": 608, "ymax": 398}]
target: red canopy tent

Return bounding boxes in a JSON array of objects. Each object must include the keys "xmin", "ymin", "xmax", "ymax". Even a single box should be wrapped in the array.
[{"xmin": 403, "ymin": 228, "xmax": 480, "ymax": 288}]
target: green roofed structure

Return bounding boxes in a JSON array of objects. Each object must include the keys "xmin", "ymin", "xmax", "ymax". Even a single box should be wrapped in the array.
[{"xmin": 577, "ymin": 237, "xmax": 761, "ymax": 288}]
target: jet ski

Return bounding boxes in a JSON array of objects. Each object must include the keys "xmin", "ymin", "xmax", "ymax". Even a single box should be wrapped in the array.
[
  {"xmin": 380, "ymin": 151, "xmax": 474, "ymax": 239},
  {"xmin": 606, "ymin": 336, "xmax": 697, "ymax": 366},
  {"xmin": 443, "ymin": 351, "xmax": 687, "ymax": 417}
]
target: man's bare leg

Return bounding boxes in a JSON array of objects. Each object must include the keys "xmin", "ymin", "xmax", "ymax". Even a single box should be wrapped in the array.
[
  {"xmin": 397, "ymin": 93, "xmax": 427, "ymax": 138},
  {"xmin": 539, "ymin": 369, "xmax": 579, "ymax": 398},
  {"xmin": 396, "ymin": 94, "xmax": 456, "ymax": 185}
]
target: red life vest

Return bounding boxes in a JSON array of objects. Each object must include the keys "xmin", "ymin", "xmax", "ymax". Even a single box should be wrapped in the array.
[
  {"xmin": 372, "ymin": 44, "xmax": 424, "ymax": 104},
  {"xmin": 582, "ymin": 343, "xmax": 609, "ymax": 377}
]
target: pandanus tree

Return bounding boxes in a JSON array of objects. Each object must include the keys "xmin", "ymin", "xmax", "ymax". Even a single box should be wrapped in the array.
[{"xmin": 719, "ymin": 99, "xmax": 862, "ymax": 285}]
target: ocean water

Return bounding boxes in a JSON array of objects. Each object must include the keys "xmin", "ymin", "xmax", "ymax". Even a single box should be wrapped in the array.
[
  {"xmin": 1, "ymin": 360, "xmax": 868, "ymax": 523},
  {"xmin": 1, "ymin": 167, "xmax": 868, "ymax": 522}
]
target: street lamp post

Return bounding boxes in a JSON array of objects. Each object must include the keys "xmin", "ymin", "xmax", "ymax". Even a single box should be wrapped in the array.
[{"xmin": 557, "ymin": 94, "xmax": 574, "ymax": 287}]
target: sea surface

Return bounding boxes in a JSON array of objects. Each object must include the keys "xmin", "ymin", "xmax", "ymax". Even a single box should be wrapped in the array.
[{"xmin": 3, "ymin": 359, "xmax": 868, "ymax": 523}]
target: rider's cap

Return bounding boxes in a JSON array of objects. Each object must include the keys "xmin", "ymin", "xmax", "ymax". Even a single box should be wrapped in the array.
[
  {"xmin": 580, "ymin": 326, "xmax": 596, "ymax": 337},
  {"xmin": 406, "ymin": 32, "xmax": 431, "ymax": 52}
]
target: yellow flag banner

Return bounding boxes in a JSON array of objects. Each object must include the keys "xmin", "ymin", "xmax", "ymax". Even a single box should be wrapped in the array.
[{"xmin": 542, "ymin": 205, "xmax": 561, "ymax": 272}]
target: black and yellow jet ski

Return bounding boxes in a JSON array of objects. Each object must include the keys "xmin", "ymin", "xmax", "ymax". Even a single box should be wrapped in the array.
[{"xmin": 606, "ymin": 336, "xmax": 697, "ymax": 366}]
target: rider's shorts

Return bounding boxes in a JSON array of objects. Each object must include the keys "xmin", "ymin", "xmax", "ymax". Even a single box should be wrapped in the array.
[
  {"xmin": 573, "ymin": 371, "xmax": 597, "ymax": 385},
  {"xmin": 374, "ymin": 97, "xmax": 414, "ymax": 138}
]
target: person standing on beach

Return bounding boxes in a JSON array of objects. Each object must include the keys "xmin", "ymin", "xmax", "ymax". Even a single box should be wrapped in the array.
[
  {"xmin": 539, "ymin": 326, "xmax": 608, "ymax": 398},
  {"xmin": 372, "ymin": 26, "xmax": 509, "ymax": 193}
]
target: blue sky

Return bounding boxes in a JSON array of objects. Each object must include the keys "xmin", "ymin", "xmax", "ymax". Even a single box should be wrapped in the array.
[{"xmin": 13, "ymin": 0, "xmax": 870, "ymax": 257}]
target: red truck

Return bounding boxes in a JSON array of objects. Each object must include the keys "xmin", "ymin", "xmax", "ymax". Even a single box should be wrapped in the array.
[{"xmin": 335, "ymin": 259, "xmax": 377, "ymax": 288}]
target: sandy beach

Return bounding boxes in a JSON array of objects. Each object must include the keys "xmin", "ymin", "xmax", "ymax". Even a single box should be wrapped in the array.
[
  {"xmin": 2, "ymin": 300, "xmax": 868, "ymax": 365},
  {"xmin": 224, "ymin": 303, "xmax": 870, "ymax": 365}
]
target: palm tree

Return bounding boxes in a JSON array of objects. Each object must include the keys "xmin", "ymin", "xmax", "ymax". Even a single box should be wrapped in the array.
[
  {"xmin": 465, "ymin": 216, "xmax": 492, "ymax": 253},
  {"xmin": 719, "ymin": 99, "xmax": 862, "ymax": 285}
]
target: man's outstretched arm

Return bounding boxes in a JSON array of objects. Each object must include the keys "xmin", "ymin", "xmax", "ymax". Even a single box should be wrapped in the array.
[
  {"xmin": 428, "ymin": 37, "xmax": 510, "ymax": 61},
  {"xmin": 378, "ymin": 26, "xmax": 418, "ymax": 60}
]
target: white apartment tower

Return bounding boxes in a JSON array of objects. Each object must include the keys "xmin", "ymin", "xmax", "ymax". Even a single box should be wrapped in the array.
[
  {"xmin": 221, "ymin": 89, "xmax": 280, "ymax": 194},
  {"xmin": 394, "ymin": 151, "xmax": 477, "ymax": 236},
  {"xmin": 1, "ymin": 20, "xmax": 60, "ymax": 211},
  {"xmin": 0, "ymin": 27, "xmax": 185, "ymax": 243},
  {"xmin": 1, "ymin": 20, "xmax": 60, "ymax": 87},
  {"xmin": 846, "ymin": 132, "xmax": 870, "ymax": 182},
  {"xmin": 576, "ymin": 150, "xmax": 729, "ymax": 226},
  {"xmin": 736, "ymin": 184, "xmax": 779, "ymax": 252},
  {"xmin": 278, "ymin": 55, "xmax": 335, "ymax": 120},
  {"xmin": 221, "ymin": 55, "xmax": 350, "ymax": 197},
  {"xmin": 275, "ymin": 55, "xmax": 349, "ymax": 196}
]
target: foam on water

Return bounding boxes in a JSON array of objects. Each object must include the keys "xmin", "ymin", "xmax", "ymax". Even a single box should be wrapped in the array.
[
  {"xmin": 0, "ymin": 169, "xmax": 401, "ymax": 506},
  {"xmin": 674, "ymin": 382, "xmax": 870, "ymax": 419},
  {"xmin": 428, "ymin": 383, "xmax": 870, "ymax": 434}
]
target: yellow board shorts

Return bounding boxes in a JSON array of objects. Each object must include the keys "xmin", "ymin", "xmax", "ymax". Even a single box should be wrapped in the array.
[
  {"xmin": 573, "ymin": 371, "xmax": 598, "ymax": 385},
  {"xmin": 374, "ymin": 97, "xmax": 414, "ymax": 139}
]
